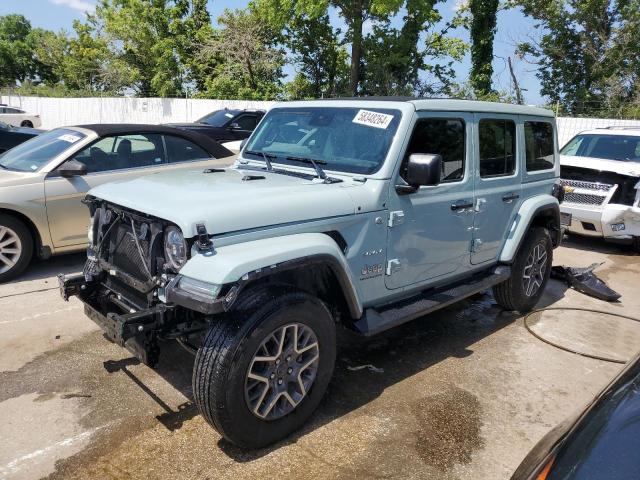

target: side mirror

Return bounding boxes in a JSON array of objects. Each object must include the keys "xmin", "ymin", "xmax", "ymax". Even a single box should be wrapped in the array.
[
  {"xmin": 58, "ymin": 159, "xmax": 87, "ymax": 178},
  {"xmin": 228, "ymin": 122, "xmax": 242, "ymax": 130},
  {"xmin": 397, "ymin": 154, "xmax": 443, "ymax": 194}
]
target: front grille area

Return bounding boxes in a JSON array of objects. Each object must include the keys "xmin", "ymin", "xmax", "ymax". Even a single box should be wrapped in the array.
[
  {"xmin": 561, "ymin": 179, "xmax": 614, "ymax": 192},
  {"xmin": 109, "ymin": 222, "xmax": 152, "ymax": 282},
  {"xmin": 563, "ymin": 192, "xmax": 607, "ymax": 206},
  {"xmin": 560, "ymin": 178, "xmax": 615, "ymax": 206}
]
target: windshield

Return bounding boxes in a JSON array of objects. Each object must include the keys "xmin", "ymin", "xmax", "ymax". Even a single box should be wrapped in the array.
[
  {"xmin": 243, "ymin": 106, "xmax": 402, "ymax": 174},
  {"xmin": 561, "ymin": 133, "xmax": 640, "ymax": 162},
  {"xmin": 0, "ymin": 128, "xmax": 86, "ymax": 172},
  {"xmin": 196, "ymin": 109, "xmax": 238, "ymax": 127}
]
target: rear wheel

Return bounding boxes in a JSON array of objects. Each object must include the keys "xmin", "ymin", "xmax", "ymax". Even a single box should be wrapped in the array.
[
  {"xmin": 193, "ymin": 287, "xmax": 336, "ymax": 448},
  {"xmin": 20, "ymin": 120, "xmax": 33, "ymax": 128},
  {"xmin": 0, "ymin": 215, "xmax": 33, "ymax": 282},
  {"xmin": 493, "ymin": 227, "xmax": 552, "ymax": 313}
]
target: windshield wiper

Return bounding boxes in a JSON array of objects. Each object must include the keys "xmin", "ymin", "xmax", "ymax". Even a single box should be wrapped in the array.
[
  {"xmin": 245, "ymin": 150, "xmax": 275, "ymax": 171},
  {"xmin": 285, "ymin": 156, "xmax": 328, "ymax": 181}
]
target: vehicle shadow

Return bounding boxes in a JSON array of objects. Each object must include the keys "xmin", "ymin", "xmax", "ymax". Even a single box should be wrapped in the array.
[
  {"xmin": 562, "ymin": 233, "xmax": 637, "ymax": 256},
  {"xmin": 114, "ymin": 279, "xmax": 567, "ymax": 460},
  {"xmin": 21, "ymin": 252, "xmax": 86, "ymax": 282}
]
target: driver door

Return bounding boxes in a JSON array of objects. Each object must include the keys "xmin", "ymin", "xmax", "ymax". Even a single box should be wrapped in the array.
[
  {"xmin": 385, "ymin": 112, "xmax": 475, "ymax": 290},
  {"xmin": 44, "ymin": 133, "xmax": 167, "ymax": 248}
]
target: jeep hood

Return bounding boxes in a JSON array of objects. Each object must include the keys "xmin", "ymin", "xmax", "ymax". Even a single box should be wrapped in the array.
[
  {"xmin": 89, "ymin": 167, "xmax": 358, "ymax": 237},
  {"xmin": 560, "ymin": 155, "xmax": 640, "ymax": 177}
]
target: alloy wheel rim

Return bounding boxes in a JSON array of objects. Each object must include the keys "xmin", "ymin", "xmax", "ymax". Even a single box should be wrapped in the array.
[
  {"xmin": 523, "ymin": 243, "xmax": 547, "ymax": 297},
  {"xmin": 0, "ymin": 226, "xmax": 22, "ymax": 274},
  {"xmin": 245, "ymin": 322, "xmax": 320, "ymax": 421}
]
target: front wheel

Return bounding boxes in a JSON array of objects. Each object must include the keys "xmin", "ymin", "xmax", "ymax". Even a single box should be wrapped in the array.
[
  {"xmin": 0, "ymin": 214, "xmax": 33, "ymax": 283},
  {"xmin": 493, "ymin": 227, "xmax": 552, "ymax": 313},
  {"xmin": 193, "ymin": 287, "xmax": 336, "ymax": 448}
]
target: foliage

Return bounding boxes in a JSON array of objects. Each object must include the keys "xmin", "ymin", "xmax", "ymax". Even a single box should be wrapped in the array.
[
  {"xmin": 514, "ymin": 0, "xmax": 640, "ymax": 115},
  {"xmin": 360, "ymin": 0, "xmax": 467, "ymax": 96},
  {"xmin": 198, "ymin": 8, "xmax": 284, "ymax": 100},
  {"xmin": 468, "ymin": 0, "xmax": 499, "ymax": 96},
  {"xmin": 284, "ymin": 14, "xmax": 350, "ymax": 98}
]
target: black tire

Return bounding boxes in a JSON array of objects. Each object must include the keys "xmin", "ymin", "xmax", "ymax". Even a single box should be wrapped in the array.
[
  {"xmin": 20, "ymin": 120, "xmax": 33, "ymax": 128},
  {"xmin": 0, "ymin": 214, "xmax": 33, "ymax": 283},
  {"xmin": 193, "ymin": 286, "xmax": 336, "ymax": 448},
  {"xmin": 493, "ymin": 227, "xmax": 552, "ymax": 313}
]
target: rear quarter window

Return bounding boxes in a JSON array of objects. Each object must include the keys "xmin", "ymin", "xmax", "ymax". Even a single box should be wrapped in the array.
[{"xmin": 525, "ymin": 121, "xmax": 555, "ymax": 171}]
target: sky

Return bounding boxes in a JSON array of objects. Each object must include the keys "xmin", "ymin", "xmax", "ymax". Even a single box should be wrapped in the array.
[{"xmin": 0, "ymin": 0, "xmax": 545, "ymax": 104}]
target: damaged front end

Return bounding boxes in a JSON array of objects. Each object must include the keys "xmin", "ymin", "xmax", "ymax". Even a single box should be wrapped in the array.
[
  {"xmin": 59, "ymin": 199, "xmax": 225, "ymax": 367},
  {"xmin": 560, "ymin": 164, "xmax": 640, "ymax": 244}
]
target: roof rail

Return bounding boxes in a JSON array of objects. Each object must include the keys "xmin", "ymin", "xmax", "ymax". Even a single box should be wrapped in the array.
[{"xmin": 600, "ymin": 125, "xmax": 640, "ymax": 130}]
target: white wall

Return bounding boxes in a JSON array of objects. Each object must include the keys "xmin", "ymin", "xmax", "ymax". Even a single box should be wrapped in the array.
[
  {"xmin": 1, "ymin": 95, "xmax": 274, "ymax": 129},
  {"xmin": 556, "ymin": 117, "xmax": 640, "ymax": 147},
  {"xmin": 3, "ymin": 95, "xmax": 640, "ymax": 146}
]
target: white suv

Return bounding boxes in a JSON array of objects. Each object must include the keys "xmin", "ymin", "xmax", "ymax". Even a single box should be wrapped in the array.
[
  {"xmin": 0, "ymin": 105, "xmax": 42, "ymax": 128},
  {"xmin": 560, "ymin": 126, "xmax": 640, "ymax": 251}
]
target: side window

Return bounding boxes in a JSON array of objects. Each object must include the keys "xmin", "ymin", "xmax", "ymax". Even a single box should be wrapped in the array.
[
  {"xmin": 525, "ymin": 121, "xmax": 555, "ymax": 171},
  {"xmin": 71, "ymin": 133, "xmax": 164, "ymax": 173},
  {"xmin": 234, "ymin": 115, "xmax": 256, "ymax": 130},
  {"xmin": 404, "ymin": 118, "xmax": 465, "ymax": 183},
  {"xmin": 164, "ymin": 135, "xmax": 211, "ymax": 163},
  {"xmin": 479, "ymin": 119, "xmax": 516, "ymax": 178}
]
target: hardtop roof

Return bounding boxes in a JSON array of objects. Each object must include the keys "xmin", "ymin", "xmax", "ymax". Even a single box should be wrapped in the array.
[{"xmin": 275, "ymin": 97, "xmax": 555, "ymax": 118}]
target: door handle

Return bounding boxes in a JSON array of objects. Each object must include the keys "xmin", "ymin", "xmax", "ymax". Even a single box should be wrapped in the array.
[
  {"xmin": 451, "ymin": 200, "xmax": 474, "ymax": 211},
  {"xmin": 502, "ymin": 193, "xmax": 520, "ymax": 203}
]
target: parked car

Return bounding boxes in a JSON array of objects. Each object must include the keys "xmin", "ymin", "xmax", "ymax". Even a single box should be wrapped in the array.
[
  {"xmin": 0, "ymin": 124, "xmax": 233, "ymax": 281},
  {"xmin": 0, "ymin": 120, "xmax": 42, "ymax": 154},
  {"xmin": 168, "ymin": 108, "xmax": 265, "ymax": 142},
  {"xmin": 559, "ymin": 126, "xmax": 640, "ymax": 251},
  {"xmin": 60, "ymin": 99, "xmax": 563, "ymax": 449},
  {"xmin": 0, "ymin": 104, "xmax": 42, "ymax": 128},
  {"xmin": 512, "ymin": 351, "xmax": 640, "ymax": 480}
]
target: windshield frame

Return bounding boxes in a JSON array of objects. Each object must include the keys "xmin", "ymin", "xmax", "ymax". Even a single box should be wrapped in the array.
[
  {"xmin": 242, "ymin": 106, "xmax": 403, "ymax": 176},
  {"xmin": 0, "ymin": 127, "xmax": 92, "ymax": 173}
]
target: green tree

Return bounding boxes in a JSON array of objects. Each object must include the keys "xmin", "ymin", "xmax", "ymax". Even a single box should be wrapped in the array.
[
  {"xmin": 90, "ymin": 0, "xmax": 197, "ymax": 96},
  {"xmin": 361, "ymin": 0, "xmax": 466, "ymax": 96},
  {"xmin": 0, "ymin": 14, "xmax": 38, "ymax": 86},
  {"xmin": 468, "ymin": 0, "xmax": 499, "ymax": 96},
  {"xmin": 254, "ymin": 0, "xmax": 404, "ymax": 95},
  {"xmin": 285, "ymin": 13, "xmax": 349, "ymax": 98},
  {"xmin": 515, "ymin": 0, "xmax": 640, "ymax": 115},
  {"xmin": 199, "ymin": 8, "xmax": 284, "ymax": 100}
]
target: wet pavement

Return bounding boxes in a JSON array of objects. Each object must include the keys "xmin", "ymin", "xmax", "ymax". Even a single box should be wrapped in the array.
[{"xmin": 1, "ymin": 236, "xmax": 639, "ymax": 480}]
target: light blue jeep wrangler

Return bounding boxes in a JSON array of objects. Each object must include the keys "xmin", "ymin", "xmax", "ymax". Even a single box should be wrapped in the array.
[{"xmin": 60, "ymin": 99, "xmax": 562, "ymax": 448}]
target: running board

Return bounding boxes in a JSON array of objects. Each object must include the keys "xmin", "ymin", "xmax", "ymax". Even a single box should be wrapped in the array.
[{"xmin": 353, "ymin": 266, "xmax": 511, "ymax": 336}]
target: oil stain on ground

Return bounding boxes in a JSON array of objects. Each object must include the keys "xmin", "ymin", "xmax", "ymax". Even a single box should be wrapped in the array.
[{"xmin": 412, "ymin": 386, "xmax": 484, "ymax": 471}]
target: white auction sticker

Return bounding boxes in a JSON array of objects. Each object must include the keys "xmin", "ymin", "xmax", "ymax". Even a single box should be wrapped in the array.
[
  {"xmin": 225, "ymin": 112, "xmax": 234, "ymax": 118},
  {"xmin": 352, "ymin": 110, "xmax": 394, "ymax": 129},
  {"xmin": 58, "ymin": 134, "xmax": 81, "ymax": 143}
]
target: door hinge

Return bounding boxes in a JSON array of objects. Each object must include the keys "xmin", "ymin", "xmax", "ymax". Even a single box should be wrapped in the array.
[
  {"xmin": 388, "ymin": 210, "xmax": 405, "ymax": 228},
  {"xmin": 471, "ymin": 238, "xmax": 483, "ymax": 253},
  {"xmin": 386, "ymin": 259, "xmax": 401, "ymax": 276}
]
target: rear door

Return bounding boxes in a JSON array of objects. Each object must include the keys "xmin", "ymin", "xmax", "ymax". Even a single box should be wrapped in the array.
[
  {"xmin": 229, "ymin": 114, "xmax": 258, "ymax": 140},
  {"xmin": 471, "ymin": 114, "xmax": 521, "ymax": 265}
]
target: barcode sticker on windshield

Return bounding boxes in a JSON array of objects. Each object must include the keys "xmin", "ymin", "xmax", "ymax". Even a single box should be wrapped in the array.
[
  {"xmin": 58, "ymin": 134, "xmax": 81, "ymax": 143},
  {"xmin": 352, "ymin": 110, "xmax": 394, "ymax": 129}
]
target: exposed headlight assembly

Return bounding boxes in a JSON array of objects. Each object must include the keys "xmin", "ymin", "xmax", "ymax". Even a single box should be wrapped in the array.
[{"xmin": 164, "ymin": 226, "xmax": 187, "ymax": 270}]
